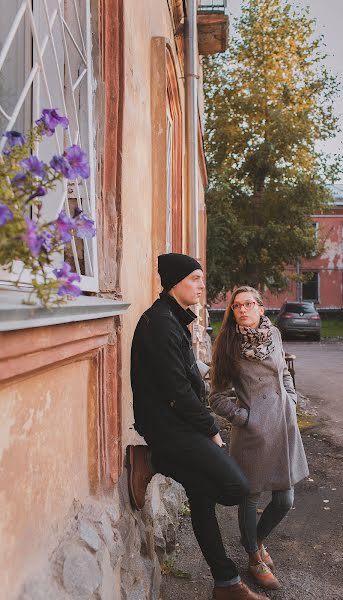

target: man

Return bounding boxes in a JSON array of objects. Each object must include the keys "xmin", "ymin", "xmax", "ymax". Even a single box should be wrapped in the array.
[{"xmin": 127, "ymin": 253, "xmax": 266, "ymax": 600}]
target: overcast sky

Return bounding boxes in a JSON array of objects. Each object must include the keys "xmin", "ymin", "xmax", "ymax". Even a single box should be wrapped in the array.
[{"xmin": 227, "ymin": 1, "xmax": 343, "ymax": 176}]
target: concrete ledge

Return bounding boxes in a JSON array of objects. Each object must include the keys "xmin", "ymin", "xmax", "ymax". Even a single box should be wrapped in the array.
[{"xmin": 0, "ymin": 290, "xmax": 130, "ymax": 332}]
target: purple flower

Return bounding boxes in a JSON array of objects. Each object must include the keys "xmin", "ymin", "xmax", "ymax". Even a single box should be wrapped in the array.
[
  {"xmin": 20, "ymin": 155, "xmax": 45, "ymax": 178},
  {"xmin": 11, "ymin": 172, "xmax": 28, "ymax": 188},
  {"xmin": 28, "ymin": 185, "xmax": 47, "ymax": 201},
  {"xmin": 50, "ymin": 146, "xmax": 90, "ymax": 180},
  {"xmin": 75, "ymin": 214, "xmax": 96, "ymax": 239},
  {"xmin": 55, "ymin": 210, "xmax": 75, "ymax": 243},
  {"xmin": 3, "ymin": 131, "xmax": 26, "ymax": 147},
  {"xmin": 36, "ymin": 108, "xmax": 69, "ymax": 137},
  {"xmin": 64, "ymin": 145, "xmax": 90, "ymax": 179},
  {"xmin": 40, "ymin": 225, "xmax": 56, "ymax": 253},
  {"xmin": 50, "ymin": 155, "xmax": 72, "ymax": 178},
  {"xmin": 53, "ymin": 262, "xmax": 81, "ymax": 297},
  {"xmin": 22, "ymin": 218, "xmax": 43, "ymax": 256},
  {"xmin": 73, "ymin": 207, "xmax": 82, "ymax": 218},
  {"xmin": 0, "ymin": 204, "xmax": 13, "ymax": 225}
]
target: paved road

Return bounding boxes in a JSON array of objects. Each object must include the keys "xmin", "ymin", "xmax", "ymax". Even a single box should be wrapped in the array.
[{"xmin": 283, "ymin": 339, "xmax": 343, "ymax": 445}]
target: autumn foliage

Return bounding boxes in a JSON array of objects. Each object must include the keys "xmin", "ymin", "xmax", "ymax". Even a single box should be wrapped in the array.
[{"xmin": 204, "ymin": 0, "xmax": 341, "ymax": 299}]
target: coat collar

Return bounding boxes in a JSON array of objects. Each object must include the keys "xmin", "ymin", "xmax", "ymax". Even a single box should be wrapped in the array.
[{"xmin": 160, "ymin": 291, "xmax": 197, "ymax": 327}]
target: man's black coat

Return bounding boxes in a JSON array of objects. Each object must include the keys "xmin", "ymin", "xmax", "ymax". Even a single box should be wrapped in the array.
[{"xmin": 131, "ymin": 292, "xmax": 219, "ymax": 449}]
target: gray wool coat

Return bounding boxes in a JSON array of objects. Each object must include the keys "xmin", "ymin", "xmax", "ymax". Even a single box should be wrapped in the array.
[{"xmin": 209, "ymin": 326, "xmax": 309, "ymax": 494}]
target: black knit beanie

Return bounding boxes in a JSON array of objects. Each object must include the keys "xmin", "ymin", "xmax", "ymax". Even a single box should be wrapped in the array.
[{"xmin": 158, "ymin": 253, "xmax": 202, "ymax": 291}]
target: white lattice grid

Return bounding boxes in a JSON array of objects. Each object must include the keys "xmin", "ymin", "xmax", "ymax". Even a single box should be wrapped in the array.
[
  {"xmin": 198, "ymin": 0, "xmax": 228, "ymax": 13},
  {"xmin": 0, "ymin": 0, "xmax": 98, "ymax": 291}
]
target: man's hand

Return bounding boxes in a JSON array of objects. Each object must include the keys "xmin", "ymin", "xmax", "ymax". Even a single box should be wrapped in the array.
[{"xmin": 211, "ymin": 432, "xmax": 223, "ymax": 447}]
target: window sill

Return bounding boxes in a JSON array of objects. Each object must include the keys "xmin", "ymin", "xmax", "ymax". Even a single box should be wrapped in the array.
[{"xmin": 0, "ymin": 289, "xmax": 130, "ymax": 332}]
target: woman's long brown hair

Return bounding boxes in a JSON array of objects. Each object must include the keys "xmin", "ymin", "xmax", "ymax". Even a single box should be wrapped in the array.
[{"xmin": 211, "ymin": 286, "xmax": 264, "ymax": 391}]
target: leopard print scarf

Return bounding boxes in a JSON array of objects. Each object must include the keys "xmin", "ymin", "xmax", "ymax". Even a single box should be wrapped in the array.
[{"xmin": 236, "ymin": 315, "xmax": 275, "ymax": 361}]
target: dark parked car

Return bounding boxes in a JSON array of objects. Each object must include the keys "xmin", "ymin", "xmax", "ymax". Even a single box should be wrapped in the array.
[{"xmin": 276, "ymin": 301, "xmax": 321, "ymax": 341}]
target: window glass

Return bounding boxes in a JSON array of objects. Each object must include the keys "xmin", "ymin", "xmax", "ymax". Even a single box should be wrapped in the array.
[
  {"xmin": 0, "ymin": 0, "xmax": 97, "ymax": 290},
  {"xmin": 284, "ymin": 302, "xmax": 316, "ymax": 314},
  {"xmin": 302, "ymin": 272, "xmax": 319, "ymax": 303}
]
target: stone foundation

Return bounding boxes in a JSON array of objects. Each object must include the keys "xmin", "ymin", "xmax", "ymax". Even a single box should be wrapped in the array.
[{"xmin": 17, "ymin": 472, "xmax": 185, "ymax": 600}]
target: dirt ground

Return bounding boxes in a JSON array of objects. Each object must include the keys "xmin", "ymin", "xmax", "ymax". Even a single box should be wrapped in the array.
[
  {"xmin": 161, "ymin": 339, "xmax": 343, "ymax": 600},
  {"xmin": 161, "ymin": 429, "xmax": 343, "ymax": 600}
]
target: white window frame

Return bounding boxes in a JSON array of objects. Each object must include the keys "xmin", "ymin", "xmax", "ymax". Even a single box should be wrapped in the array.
[
  {"xmin": 0, "ymin": 0, "xmax": 98, "ymax": 292},
  {"xmin": 313, "ymin": 221, "xmax": 319, "ymax": 239},
  {"xmin": 309, "ymin": 221, "xmax": 319, "ymax": 257}
]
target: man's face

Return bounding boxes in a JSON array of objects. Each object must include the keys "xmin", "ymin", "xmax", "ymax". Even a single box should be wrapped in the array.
[{"xmin": 170, "ymin": 269, "xmax": 205, "ymax": 308}]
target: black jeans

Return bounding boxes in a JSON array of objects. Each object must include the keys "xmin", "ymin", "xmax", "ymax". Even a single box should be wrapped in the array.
[{"xmin": 151, "ymin": 433, "xmax": 250, "ymax": 581}]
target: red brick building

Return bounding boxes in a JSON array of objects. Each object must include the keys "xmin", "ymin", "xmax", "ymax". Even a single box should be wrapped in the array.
[
  {"xmin": 212, "ymin": 184, "xmax": 343, "ymax": 314},
  {"xmin": 265, "ymin": 184, "xmax": 343, "ymax": 311}
]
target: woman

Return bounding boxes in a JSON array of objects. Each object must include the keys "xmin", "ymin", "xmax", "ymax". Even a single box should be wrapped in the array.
[{"xmin": 209, "ymin": 286, "xmax": 309, "ymax": 591}]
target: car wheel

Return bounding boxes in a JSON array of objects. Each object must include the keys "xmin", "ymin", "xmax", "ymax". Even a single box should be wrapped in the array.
[{"xmin": 311, "ymin": 333, "xmax": 320, "ymax": 341}]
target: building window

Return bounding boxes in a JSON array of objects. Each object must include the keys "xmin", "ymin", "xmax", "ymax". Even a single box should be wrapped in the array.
[
  {"xmin": 309, "ymin": 221, "xmax": 319, "ymax": 257},
  {"xmin": 166, "ymin": 47, "xmax": 182, "ymax": 252},
  {"xmin": 302, "ymin": 272, "xmax": 319, "ymax": 303},
  {"xmin": 0, "ymin": 0, "xmax": 97, "ymax": 290}
]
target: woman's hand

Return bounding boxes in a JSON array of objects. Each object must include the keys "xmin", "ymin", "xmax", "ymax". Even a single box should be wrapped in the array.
[
  {"xmin": 209, "ymin": 390, "xmax": 249, "ymax": 428},
  {"xmin": 211, "ymin": 432, "xmax": 224, "ymax": 447}
]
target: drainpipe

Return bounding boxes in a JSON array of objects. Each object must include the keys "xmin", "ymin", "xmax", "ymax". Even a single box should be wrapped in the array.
[
  {"xmin": 185, "ymin": 0, "xmax": 199, "ymax": 260},
  {"xmin": 185, "ymin": 1, "xmax": 201, "ymax": 357}
]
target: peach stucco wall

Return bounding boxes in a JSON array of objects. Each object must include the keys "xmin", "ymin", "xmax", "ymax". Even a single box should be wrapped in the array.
[
  {"xmin": 0, "ymin": 2, "xmax": 208, "ymax": 597},
  {"xmin": 120, "ymin": 0, "xmax": 189, "ymax": 447},
  {"xmin": 0, "ymin": 360, "xmax": 91, "ymax": 599}
]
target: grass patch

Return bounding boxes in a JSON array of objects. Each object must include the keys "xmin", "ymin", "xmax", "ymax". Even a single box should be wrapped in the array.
[
  {"xmin": 179, "ymin": 501, "xmax": 191, "ymax": 517},
  {"xmin": 296, "ymin": 407, "xmax": 317, "ymax": 431},
  {"xmin": 161, "ymin": 559, "xmax": 191, "ymax": 579},
  {"xmin": 211, "ymin": 320, "xmax": 222, "ymax": 338},
  {"xmin": 321, "ymin": 319, "xmax": 343, "ymax": 338}
]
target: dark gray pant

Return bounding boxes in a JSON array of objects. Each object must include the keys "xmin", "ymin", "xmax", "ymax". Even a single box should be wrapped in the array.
[
  {"xmin": 151, "ymin": 433, "xmax": 250, "ymax": 581},
  {"xmin": 239, "ymin": 488, "xmax": 295, "ymax": 553}
]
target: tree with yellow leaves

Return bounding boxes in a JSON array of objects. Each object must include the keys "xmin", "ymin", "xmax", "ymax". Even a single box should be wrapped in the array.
[{"xmin": 204, "ymin": 0, "xmax": 341, "ymax": 299}]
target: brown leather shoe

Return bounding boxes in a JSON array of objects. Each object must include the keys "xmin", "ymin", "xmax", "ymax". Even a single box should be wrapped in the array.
[
  {"xmin": 260, "ymin": 544, "xmax": 275, "ymax": 571},
  {"xmin": 249, "ymin": 561, "xmax": 281, "ymax": 590},
  {"xmin": 213, "ymin": 581, "xmax": 267, "ymax": 599},
  {"xmin": 126, "ymin": 445, "xmax": 154, "ymax": 510}
]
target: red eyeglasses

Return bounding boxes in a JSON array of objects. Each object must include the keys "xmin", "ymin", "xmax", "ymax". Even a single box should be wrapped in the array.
[{"xmin": 231, "ymin": 300, "xmax": 258, "ymax": 312}]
